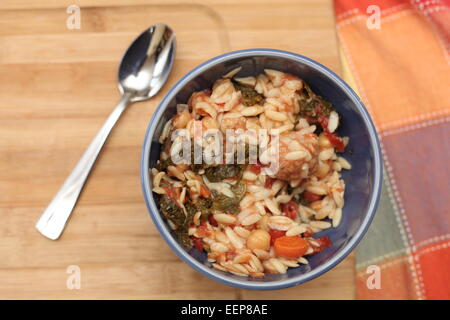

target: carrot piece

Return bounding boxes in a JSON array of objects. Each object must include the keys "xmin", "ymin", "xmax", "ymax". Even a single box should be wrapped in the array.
[{"xmin": 274, "ymin": 236, "xmax": 309, "ymax": 259}]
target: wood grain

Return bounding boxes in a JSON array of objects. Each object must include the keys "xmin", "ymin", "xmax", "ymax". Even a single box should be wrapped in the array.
[{"xmin": 0, "ymin": 0, "xmax": 354, "ymax": 299}]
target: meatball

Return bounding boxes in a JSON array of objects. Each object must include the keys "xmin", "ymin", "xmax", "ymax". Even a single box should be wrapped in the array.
[{"xmin": 271, "ymin": 131, "xmax": 319, "ymax": 181}]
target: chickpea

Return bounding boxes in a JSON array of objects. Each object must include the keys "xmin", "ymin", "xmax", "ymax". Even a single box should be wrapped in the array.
[
  {"xmin": 318, "ymin": 132, "xmax": 332, "ymax": 149},
  {"xmin": 246, "ymin": 229, "xmax": 271, "ymax": 251},
  {"xmin": 315, "ymin": 161, "xmax": 330, "ymax": 178},
  {"xmin": 173, "ymin": 109, "xmax": 191, "ymax": 129}
]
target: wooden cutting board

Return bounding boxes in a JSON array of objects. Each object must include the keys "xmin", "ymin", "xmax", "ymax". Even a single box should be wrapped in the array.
[{"xmin": 0, "ymin": 0, "xmax": 354, "ymax": 299}]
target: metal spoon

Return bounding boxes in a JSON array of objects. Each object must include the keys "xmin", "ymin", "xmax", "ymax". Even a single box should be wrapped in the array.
[{"xmin": 36, "ymin": 24, "xmax": 176, "ymax": 240}]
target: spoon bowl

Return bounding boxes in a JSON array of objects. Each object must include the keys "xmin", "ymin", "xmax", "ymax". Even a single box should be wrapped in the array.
[{"xmin": 119, "ymin": 24, "xmax": 176, "ymax": 102}]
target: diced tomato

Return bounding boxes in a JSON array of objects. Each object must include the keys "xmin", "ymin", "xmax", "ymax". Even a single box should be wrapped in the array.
[
  {"xmin": 318, "ymin": 115, "xmax": 329, "ymax": 130},
  {"xmin": 324, "ymin": 131, "xmax": 345, "ymax": 153},
  {"xmin": 306, "ymin": 236, "xmax": 332, "ymax": 255},
  {"xmin": 303, "ymin": 228, "xmax": 314, "ymax": 238},
  {"xmin": 162, "ymin": 187, "xmax": 181, "ymax": 206},
  {"xmin": 192, "ymin": 237, "xmax": 204, "ymax": 252},
  {"xmin": 274, "ymin": 236, "xmax": 309, "ymax": 259},
  {"xmin": 264, "ymin": 177, "xmax": 275, "ymax": 189},
  {"xmin": 208, "ymin": 214, "xmax": 218, "ymax": 227},
  {"xmin": 281, "ymin": 201, "xmax": 299, "ymax": 220},
  {"xmin": 315, "ymin": 106, "xmax": 345, "ymax": 153},
  {"xmin": 269, "ymin": 229, "xmax": 286, "ymax": 245},
  {"xmin": 199, "ymin": 185, "xmax": 211, "ymax": 198},
  {"xmin": 197, "ymin": 222, "xmax": 212, "ymax": 238},
  {"xmin": 173, "ymin": 187, "xmax": 181, "ymax": 200},
  {"xmin": 317, "ymin": 236, "xmax": 332, "ymax": 249},
  {"xmin": 303, "ymin": 191, "xmax": 323, "ymax": 202},
  {"xmin": 162, "ymin": 187, "xmax": 174, "ymax": 198},
  {"xmin": 250, "ymin": 163, "xmax": 263, "ymax": 174},
  {"xmin": 226, "ymin": 250, "xmax": 237, "ymax": 261}
]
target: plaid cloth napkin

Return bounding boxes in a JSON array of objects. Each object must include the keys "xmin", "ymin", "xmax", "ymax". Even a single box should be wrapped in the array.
[{"xmin": 333, "ymin": 0, "xmax": 450, "ymax": 299}]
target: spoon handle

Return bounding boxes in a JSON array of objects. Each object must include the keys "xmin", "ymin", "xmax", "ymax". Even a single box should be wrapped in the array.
[{"xmin": 35, "ymin": 93, "xmax": 132, "ymax": 240}]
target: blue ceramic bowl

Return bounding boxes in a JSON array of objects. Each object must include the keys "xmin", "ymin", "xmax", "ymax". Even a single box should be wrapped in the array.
[{"xmin": 141, "ymin": 49, "xmax": 382, "ymax": 290}]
